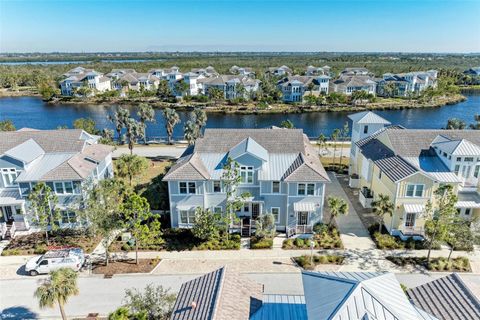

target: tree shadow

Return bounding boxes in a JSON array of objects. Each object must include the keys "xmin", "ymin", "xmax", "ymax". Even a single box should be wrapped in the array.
[{"xmin": 0, "ymin": 306, "xmax": 39, "ymax": 320}]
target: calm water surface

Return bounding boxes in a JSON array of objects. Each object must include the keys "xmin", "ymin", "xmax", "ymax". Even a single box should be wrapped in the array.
[{"xmin": 0, "ymin": 94, "xmax": 479, "ymax": 139}]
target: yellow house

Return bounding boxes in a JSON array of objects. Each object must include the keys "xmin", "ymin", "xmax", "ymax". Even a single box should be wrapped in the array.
[{"xmin": 348, "ymin": 111, "xmax": 480, "ymax": 239}]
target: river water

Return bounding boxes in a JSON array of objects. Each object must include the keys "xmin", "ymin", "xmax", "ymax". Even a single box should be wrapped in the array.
[{"xmin": 0, "ymin": 94, "xmax": 479, "ymax": 139}]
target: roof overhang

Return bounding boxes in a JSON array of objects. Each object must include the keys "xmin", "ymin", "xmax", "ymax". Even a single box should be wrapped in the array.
[{"xmin": 293, "ymin": 202, "xmax": 317, "ymax": 212}]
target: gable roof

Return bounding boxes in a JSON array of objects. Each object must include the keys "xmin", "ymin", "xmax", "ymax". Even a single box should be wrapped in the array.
[
  {"xmin": 348, "ymin": 111, "xmax": 391, "ymax": 125},
  {"xmin": 170, "ymin": 266, "xmax": 263, "ymax": 320},
  {"xmin": 302, "ymin": 271, "xmax": 437, "ymax": 320},
  {"xmin": 407, "ymin": 273, "xmax": 480, "ymax": 320},
  {"xmin": 374, "ymin": 156, "xmax": 418, "ymax": 182},
  {"xmin": 229, "ymin": 137, "xmax": 268, "ymax": 162},
  {"xmin": 4, "ymin": 138, "xmax": 45, "ymax": 164}
]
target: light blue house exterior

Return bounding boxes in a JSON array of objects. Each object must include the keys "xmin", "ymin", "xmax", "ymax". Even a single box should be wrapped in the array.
[{"xmin": 163, "ymin": 128, "xmax": 330, "ymax": 236}]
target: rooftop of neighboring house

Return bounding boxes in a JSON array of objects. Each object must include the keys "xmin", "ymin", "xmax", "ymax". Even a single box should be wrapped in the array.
[
  {"xmin": 382, "ymin": 70, "xmax": 438, "ymax": 83},
  {"xmin": 302, "ymin": 271, "xmax": 438, "ymax": 320},
  {"xmin": 163, "ymin": 128, "xmax": 329, "ymax": 182},
  {"xmin": 340, "ymin": 67, "xmax": 370, "ymax": 75},
  {"xmin": 333, "ymin": 74, "xmax": 376, "ymax": 89},
  {"xmin": 352, "ymin": 111, "xmax": 480, "ymax": 183},
  {"xmin": 170, "ymin": 266, "xmax": 263, "ymax": 320},
  {"xmin": 0, "ymin": 129, "xmax": 113, "ymax": 183},
  {"xmin": 267, "ymin": 65, "xmax": 292, "ymax": 73},
  {"xmin": 199, "ymin": 74, "xmax": 260, "ymax": 87},
  {"xmin": 114, "ymin": 72, "xmax": 159, "ymax": 85},
  {"xmin": 407, "ymin": 273, "xmax": 480, "ymax": 320},
  {"xmin": 60, "ymin": 68, "xmax": 104, "ymax": 84}
]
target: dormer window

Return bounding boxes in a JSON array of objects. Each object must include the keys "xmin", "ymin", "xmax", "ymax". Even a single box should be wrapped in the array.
[
  {"xmin": 240, "ymin": 166, "xmax": 254, "ymax": 184},
  {"xmin": 1, "ymin": 168, "xmax": 18, "ymax": 187}
]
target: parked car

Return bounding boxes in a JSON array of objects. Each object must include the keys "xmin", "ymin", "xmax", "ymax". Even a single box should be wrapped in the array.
[{"xmin": 25, "ymin": 249, "xmax": 85, "ymax": 276}]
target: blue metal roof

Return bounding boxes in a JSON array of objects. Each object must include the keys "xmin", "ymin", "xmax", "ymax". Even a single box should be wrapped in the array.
[{"xmin": 250, "ymin": 295, "xmax": 307, "ymax": 320}]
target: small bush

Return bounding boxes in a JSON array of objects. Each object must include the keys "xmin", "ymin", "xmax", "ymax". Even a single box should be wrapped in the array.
[
  {"xmin": 1, "ymin": 249, "xmax": 20, "ymax": 256},
  {"xmin": 374, "ymin": 232, "xmax": 404, "ymax": 250},
  {"xmin": 121, "ymin": 243, "xmax": 132, "ymax": 251},
  {"xmin": 386, "ymin": 256, "xmax": 471, "ymax": 272},
  {"xmin": 250, "ymin": 236, "xmax": 273, "ymax": 249},
  {"xmin": 294, "ymin": 238, "xmax": 305, "ymax": 247},
  {"xmin": 294, "ymin": 254, "xmax": 344, "ymax": 270},
  {"xmin": 313, "ymin": 223, "xmax": 328, "ymax": 234},
  {"xmin": 33, "ymin": 245, "xmax": 47, "ymax": 254}
]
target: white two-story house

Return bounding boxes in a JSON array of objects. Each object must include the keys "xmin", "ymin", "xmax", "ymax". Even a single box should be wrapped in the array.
[
  {"xmin": 163, "ymin": 128, "xmax": 330, "ymax": 236},
  {"xmin": 277, "ymin": 76, "xmax": 330, "ymax": 103},
  {"xmin": 60, "ymin": 67, "xmax": 111, "ymax": 96},
  {"xmin": 0, "ymin": 129, "xmax": 114, "ymax": 239}
]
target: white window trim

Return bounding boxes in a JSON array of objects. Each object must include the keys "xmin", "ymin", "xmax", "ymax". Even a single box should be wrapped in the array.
[
  {"xmin": 240, "ymin": 166, "xmax": 254, "ymax": 184},
  {"xmin": 213, "ymin": 180, "xmax": 223, "ymax": 193},
  {"xmin": 297, "ymin": 183, "xmax": 315, "ymax": 196},
  {"xmin": 213, "ymin": 206, "xmax": 222, "ymax": 214},
  {"xmin": 405, "ymin": 184, "xmax": 425, "ymax": 198},
  {"xmin": 272, "ymin": 181, "xmax": 281, "ymax": 194},
  {"xmin": 179, "ymin": 209, "xmax": 195, "ymax": 225},
  {"xmin": 1, "ymin": 168, "xmax": 18, "ymax": 187},
  {"xmin": 178, "ymin": 181, "xmax": 197, "ymax": 195},
  {"xmin": 271, "ymin": 207, "xmax": 280, "ymax": 223},
  {"xmin": 53, "ymin": 181, "xmax": 77, "ymax": 195}
]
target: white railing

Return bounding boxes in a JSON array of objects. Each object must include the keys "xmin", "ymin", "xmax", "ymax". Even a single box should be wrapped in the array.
[
  {"xmin": 398, "ymin": 225, "xmax": 424, "ymax": 236},
  {"xmin": 359, "ymin": 191, "xmax": 374, "ymax": 208},
  {"xmin": 10, "ymin": 222, "xmax": 16, "ymax": 239},
  {"xmin": 0, "ymin": 223, "xmax": 6, "ymax": 240},
  {"xmin": 286, "ymin": 224, "xmax": 313, "ymax": 238}
]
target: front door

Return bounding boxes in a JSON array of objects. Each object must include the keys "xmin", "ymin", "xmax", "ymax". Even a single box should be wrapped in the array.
[
  {"xmin": 3, "ymin": 206, "xmax": 13, "ymax": 223},
  {"xmin": 405, "ymin": 213, "xmax": 415, "ymax": 228},
  {"xmin": 252, "ymin": 203, "xmax": 260, "ymax": 220},
  {"xmin": 297, "ymin": 211, "xmax": 309, "ymax": 226}
]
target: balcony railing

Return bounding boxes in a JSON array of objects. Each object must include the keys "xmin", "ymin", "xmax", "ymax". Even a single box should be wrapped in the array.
[{"xmin": 398, "ymin": 225, "xmax": 425, "ymax": 236}]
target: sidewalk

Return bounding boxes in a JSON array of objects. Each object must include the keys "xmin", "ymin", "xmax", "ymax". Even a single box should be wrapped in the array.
[{"xmin": 325, "ymin": 172, "xmax": 376, "ymax": 250}]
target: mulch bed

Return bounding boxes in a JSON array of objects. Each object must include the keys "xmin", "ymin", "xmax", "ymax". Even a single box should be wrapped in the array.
[{"xmin": 92, "ymin": 258, "xmax": 160, "ymax": 275}]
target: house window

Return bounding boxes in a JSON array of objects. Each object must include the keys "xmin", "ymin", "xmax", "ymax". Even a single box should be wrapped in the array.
[
  {"xmin": 363, "ymin": 126, "xmax": 368, "ymax": 134},
  {"xmin": 272, "ymin": 181, "xmax": 280, "ymax": 193},
  {"xmin": 1, "ymin": 168, "xmax": 18, "ymax": 187},
  {"xmin": 213, "ymin": 181, "xmax": 221, "ymax": 193},
  {"xmin": 73, "ymin": 181, "xmax": 82, "ymax": 194},
  {"xmin": 19, "ymin": 182, "xmax": 31, "ymax": 196},
  {"xmin": 454, "ymin": 165, "xmax": 460, "ymax": 175},
  {"xmin": 180, "ymin": 210, "xmax": 195, "ymax": 224},
  {"xmin": 240, "ymin": 166, "xmax": 254, "ymax": 184},
  {"xmin": 54, "ymin": 182, "xmax": 64, "ymax": 194},
  {"xmin": 243, "ymin": 203, "xmax": 250, "ymax": 212},
  {"xmin": 378, "ymin": 170, "xmax": 382, "ymax": 179},
  {"xmin": 213, "ymin": 206, "xmax": 222, "ymax": 214},
  {"xmin": 271, "ymin": 207, "xmax": 280, "ymax": 223},
  {"xmin": 179, "ymin": 182, "xmax": 196, "ymax": 194},
  {"xmin": 465, "ymin": 208, "xmax": 471, "ymax": 216},
  {"xmin": 64, "ymin": 182, "xmax": 73, "ymax": 194},
  {"xmin": 61, "ymin": 211, "xmax": 77, "ymax": 224},
  {"xmin": 474, "ymin": 166, "xmax": 480, "ymax": 178},
  {"xmin": 464, "ymin": 157, "xmax": 474, "ymax": 162},
  {"xmin": 298, "ymin": 183, "xmax": 315, "ymax": 196},
  {"xmin": 405, "ymin": 213, "xmax": 416, "ymax": 227},
  {"xmin": 405, "ymin": 184, "xmax": 424, "ymax": 197},
  {"xmin": 456, "ymin": 157, "xmax": 462, "ymax": 162}
]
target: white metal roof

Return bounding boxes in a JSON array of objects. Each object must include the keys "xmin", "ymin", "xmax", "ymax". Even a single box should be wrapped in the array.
[
  {"xmin": 404, "ymin": 204, "xmax": 426, "ymax": 214},
  {"xmin": 348, "ymin": 111, "xmax": 391, "ymax": 125},
  {"xmin": 0, "ymin": 189, "xmax": 24, "ymax": 205},
  {"xmin": 15, "ymin": 153, "xmax": 75, "ymax": 182},
  {"xmin": 4, "ymin": 138, "xmax": 44, "ymax": 164},
  {"xmin": 229, "ymin": 137, "xmax": 269, "ymax": 162},
  {"xmin": 432, "ymin": 138, "xmax": 480, "ymax": 156}
]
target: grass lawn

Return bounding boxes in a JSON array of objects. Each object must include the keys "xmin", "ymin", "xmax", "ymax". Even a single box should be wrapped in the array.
[
  {"xmin": 320, "ymin": 156, "xmax": 350, "ymax": 168},
  {"xmin": 1, "ymin": 229, "xmax": 101, "ymax": 256},
  {"xmin": 92, "ymin": 258, "xmax": 160, "ymax": 275},
  {"xmin": 113, "ymin": 159, "xmax": 172, "ymax": 188},
  {"xmin": 293, "ymin": 255, "xmax": 344, "ymax": 270},
  {"xmin": 283, "ymin": 227, "xmax": 343, "ymax": 250},
  {"xmin": 386, "ymin": 256, "xmax": 471, "ymax": 272}
]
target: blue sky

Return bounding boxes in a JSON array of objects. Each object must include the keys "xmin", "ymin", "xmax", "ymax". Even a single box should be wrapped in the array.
[{"xmin": 1, "ymin": 0, "xmax": 479, "ymax": 53}]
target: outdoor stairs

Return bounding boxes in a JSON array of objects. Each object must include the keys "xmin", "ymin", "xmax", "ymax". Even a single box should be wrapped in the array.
[
  {"xmin": 3, "ymin": 225, "xmax": 13, "ymax": 240},
  {"xmin": 273, "ymin": 233, "xmax": 286, "ymax": 249}
]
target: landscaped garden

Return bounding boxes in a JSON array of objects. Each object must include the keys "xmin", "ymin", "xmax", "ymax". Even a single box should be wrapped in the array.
[
  {"xmin": 282, "ymin": 223, "xmax": 343, "ymax": 249},
  {"xmin": 386, "ymin": 256, "xmax": 471, "ymax": 272},
  {"xmin": 293, "ymin": 254, "xmax": 344, "ymax": 270},
  {"xmin": 92, "ymin": 258, "xmax": 161, "ymax": 276},
  {"xmin": 368, "ymin": 224, "xmax": 432, "ymax": 250},
  {"xmin": 1, "ymin": 229, "xmax": 101, "ymax": 256},
  {"xmin": 250, "ymin": 235, "xmax": 273, "ymax": 249}
]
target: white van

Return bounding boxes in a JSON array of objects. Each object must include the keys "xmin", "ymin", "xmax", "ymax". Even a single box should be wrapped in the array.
[{"xmin": 25, "ymin": 249, "xmax": 84, "ymax": 276}]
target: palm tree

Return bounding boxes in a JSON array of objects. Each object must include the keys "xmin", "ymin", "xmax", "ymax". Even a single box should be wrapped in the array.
[
  {"xmin": 338, "ymin": 122, "xmax": 349, "ymax": 172},
  {"xmin": 109, "ymin": 108, "xmax": 130, "ymax": 142},
  {"xmin": 115, "ymin": 154, "xmax": 149, "ymax": 186},
  {"xmin": 327, "ymin": 196, "xmax": 348, "ymax": 227},
  {"xmin": 280, "ymin": 119, "xmax": 294, "ymax": 129},
  {"xmin": 330, "ymin": 128, "xmax": 341, "ymax": 171},
  {"xmin": 34, "ymin": 268, "xmax": 79, "ymax": 320},
  {"xmin": 371, "ymin": 194, "xmax": 394, "ymax": 233},
  {"xmin": 125, "ymin": 118, "xmax": 142, "ymax": 154},
  {"xmin": 184, "ymin": 120, "xmax": 199, "ymax": 145},
  {"xmin": 192, "ymin": 107, "xmax": 207, "ymax": 136},
  {"xmin": 163, "ymin": 108, "xmax": 180, "ymax": 145},
  {"xmin": 317, "ymin": 133, "xmax": 327, "ymax": 156},
  {"xmin": 137, "ymin": 103, "xmax": 155, "ymax": 144}
]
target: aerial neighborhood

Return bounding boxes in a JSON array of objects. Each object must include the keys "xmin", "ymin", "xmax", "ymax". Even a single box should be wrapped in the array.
[{"xmin": 57, "ymin": 64, "xmax": 442, "ymax": 104}]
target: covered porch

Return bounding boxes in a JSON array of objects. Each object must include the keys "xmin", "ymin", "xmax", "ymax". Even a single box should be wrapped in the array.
[
  {"xmin": 286, "ymin": 202, "xmax": 318, "ymax": 238},
  {"xmin": 456, "ymin": 192, "xmax": 480, "ymax": 220},
  {"xmin": 393, "ymin": 204, "xmax": 426, "ymax": 240},
  {"xmin": 0, "ymin": 189, "xmax": 29, "ymax": 239}
]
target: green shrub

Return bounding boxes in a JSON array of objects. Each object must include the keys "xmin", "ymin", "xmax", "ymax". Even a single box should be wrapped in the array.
[
  {"xmin": 121, "ymin": 243, "xmax": 132, "ymax": 251},
  {"xmin": 386, "ymin": 256, "xmax": 471, "ymax": 272},
  {"xmin": 33, "ymin": 245, "xmax": 47, "ymax": 254},
  {"xmin": 294, "ymin": 238, "xmax": 305, "ymax": 248},
  {"xmin": 294, "ymin": 254, "xmax": 344, "ymax": 270},
  {"xmin": 1, "ymin": 249, "xmax": 20, "ymax": 256},
  {"xmin": 313, "ymin": 223, "xmax": 328, "ymax": 234},
  {"xmin": 250, "ymin": 236, "xmax": 273, "ymax": 249},
  {"xmin": 374, "ymin": 232, "xmax": 404, "ymax": 250}
]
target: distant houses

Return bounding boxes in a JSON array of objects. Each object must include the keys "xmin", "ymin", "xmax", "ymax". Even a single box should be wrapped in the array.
[{"xmin": 58, "ymin": 64, "xmax": 441, "ymax": 102}]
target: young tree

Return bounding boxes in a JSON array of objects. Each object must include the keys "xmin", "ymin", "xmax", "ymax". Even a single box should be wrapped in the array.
[
  {"xmin": 174, "ymin": 80, "xmax": 189, "ymax": 97},
  {"xmin": 120, "ymin": 284, "xmax": 176, "ymax": 320},
  {"xmin": 221, "ymin": 157, "xmax": 244, "ymax": 239},
  {"xmin": 445, "ymin": 118, "xmax": 466, "ymax": 130},
  {"xmin": 446, "ymin": 219, "xmax": 474, "ymax": 261},
  {"xmin": 109, "ymin": 108, "xmax": 130, "ymax": 142},
  {"xmin": 77, "ymin": 179, "xmax": 126, "ymax": 266},
  {"xmin": 184, "ymin": 120, "xmax": 199, "ymax": 145},
  {"xmin": 100, "ymin": 128, "xmax": 115, "ymax": 145},
  {"xmin": 115, "ymin": 154, "xmax": 149, "ymax": 186},
  {"xmin": 28, "ymin": 182, "xmax": 60, "ymax": 245},
  {"xmin": 34, "ymin": 268, "xmax": 79, "ymax": 320},
  {"xmin": 280, "ymin": 119, "xmax": 295, "ymax": 129},
  {"xmin": 192, "ymin": 107, "xmax": 207, "ymax": 136},
  {"xmin": 192, "ymin": 207, "xmax": 220, "ymax": 241},
  {"xmin": 255, "ymin": 213, "xmax": 276, "ymax": 238},
  {"xmin": 327, "ymin": 196, "xmax": 348, "ymax": 227},
  {"xmin": 470, "ymin": 114, "xmax": 480, "ymax": 130},
  {"xmin": 424, "ymin": 184, "xmax": 458, "ymax": 264},
  {"xmin": 330, "ymin": 128, "xmax": 341, "ymax": 171},
  {"xmin": 125, "ymin": 118, "xmax": 142, "ymax": 154},
  {"xmin": 371, "ymin": 194, "xmax": 394, "ymax": 233},
  {"xmin": 157, "ymin": 80, "xmax": 173, "ymax": 101},
  {"xmin": 208, "ymin": 87, "xmax": 224, "ymax": 105},
  {"xmin": 338, "ymin": 122, "xmax": 349, "ymax": 171},
  {"xmin": 163, "ymin": 108, "xmax": 180, "ymax": 145},
  {"xmin": 122, "ymin": 192, "xmax": 162, "ymax": 264},
  {"xmin": 137, "ymin": 103, "xmax": 155, "ymax": 145},
  {"xmin": 317, "ymin": 133, "xmax": 327, "ymax": 156},
  {"xmin": 0, "ymin": 119, "xmax": 16, "ymax": 131},
  {"xmin": 73, "ymin": 117, "xmax": 98, "ymax": 135}
]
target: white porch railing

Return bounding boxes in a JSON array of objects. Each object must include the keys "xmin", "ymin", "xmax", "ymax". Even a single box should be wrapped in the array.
[
  {"xmin": 9, "ymin": 222, "xmax": 17, "ymax": 239},
  {"xmin": 0, "ymin": 223, "xmax": 6, "ymax": 240},
  {"xmin": 286, "ymin": 224, "xmax": 313, "ymax": 238},
  {"xmin": 398, "ymin": 225, "xmax": 424, "ymax": 236}
]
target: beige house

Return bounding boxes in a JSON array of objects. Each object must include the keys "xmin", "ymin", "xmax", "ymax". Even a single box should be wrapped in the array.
[{"xmin": 349, "ymin": 111, "xmax": 480, "ymax": 240}]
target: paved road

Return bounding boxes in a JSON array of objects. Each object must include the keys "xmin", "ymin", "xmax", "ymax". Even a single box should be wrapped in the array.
[{"xmin": 1, "ymin": 271, "xmax": 478, "ymax": 319}]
